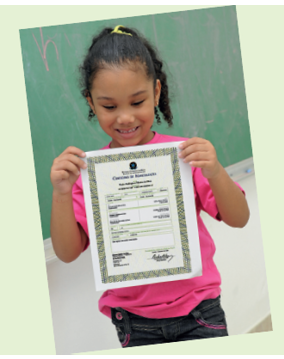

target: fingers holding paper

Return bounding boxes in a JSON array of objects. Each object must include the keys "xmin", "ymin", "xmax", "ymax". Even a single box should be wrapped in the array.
[
  {"xmin": 178, "ymin": 137, "xmax": 222, "ymax": 179},
  {"xmin": 50, "ymin": 146, "xmax": 87, "ymax": 195}
]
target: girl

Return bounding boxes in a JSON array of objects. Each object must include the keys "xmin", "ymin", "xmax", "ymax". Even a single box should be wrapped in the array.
[{"xmin": 50, "ymin": 25, "xmax": 249, "ymax": 347}]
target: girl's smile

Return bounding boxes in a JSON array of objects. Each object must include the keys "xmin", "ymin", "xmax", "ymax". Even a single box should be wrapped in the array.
[
  {"xmin": 116, "ymin": 125, "xmax": 139, "ymax": 139},
  {"xmin": 86, "ymin": 66, "xmax": 161, "ymax": 148}
]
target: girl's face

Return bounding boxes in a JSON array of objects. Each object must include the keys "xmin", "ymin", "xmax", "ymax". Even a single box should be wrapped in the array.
[{"xmin": 87, "ymin": 65, "xmax": 161, "ymax": 148}]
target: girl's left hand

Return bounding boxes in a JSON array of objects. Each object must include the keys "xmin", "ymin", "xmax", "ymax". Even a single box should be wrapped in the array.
[{"xmin": 178, "ymin": 137, "xmax": 222, "ymax": 179}]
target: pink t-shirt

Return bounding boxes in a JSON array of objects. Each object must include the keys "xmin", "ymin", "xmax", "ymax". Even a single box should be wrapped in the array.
[{"xmin": 72, "ymin": 132, "xmax": 244, "ymax": 319}]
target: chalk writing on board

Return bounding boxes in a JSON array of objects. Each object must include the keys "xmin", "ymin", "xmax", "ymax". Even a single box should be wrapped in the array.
[
  {"xmin": 32, "ymin": 27, "xmax": 59, "ymax": 71},
  {"xmin": 64, "ymin": 33, "xmax": 71, "ymax": 46}
]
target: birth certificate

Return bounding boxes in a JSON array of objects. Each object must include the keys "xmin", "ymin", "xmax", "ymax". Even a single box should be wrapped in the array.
[{"xmin": 81, "ymin": 142, "xmax": 202, "ymax": 291}]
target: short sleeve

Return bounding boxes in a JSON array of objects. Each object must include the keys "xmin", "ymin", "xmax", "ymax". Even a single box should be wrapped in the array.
[
  {"xmin": 193, "ymin": 167, "xmax": 245, "ymax": 221},
  {"xmin": 72, "ymin": 175, "xmax": 90, "ymax": 250}
]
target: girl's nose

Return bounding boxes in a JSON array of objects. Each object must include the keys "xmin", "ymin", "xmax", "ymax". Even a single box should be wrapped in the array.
[{"xmin": 117, "ymin": 113, "xmax": 135, "ymax": 125}]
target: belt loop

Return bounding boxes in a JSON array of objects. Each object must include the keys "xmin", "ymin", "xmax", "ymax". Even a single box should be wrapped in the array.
[{"xmin": 190, "ymin": 309, "xmax": 201, "ymax": 320}]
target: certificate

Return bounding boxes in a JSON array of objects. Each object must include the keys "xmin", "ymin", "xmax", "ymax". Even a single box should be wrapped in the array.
[{"xmin": 81, "ymin": 142, "xmax": 202, "ymax": 291}]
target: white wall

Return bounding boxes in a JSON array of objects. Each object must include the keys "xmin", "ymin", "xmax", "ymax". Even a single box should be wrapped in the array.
[
  {"xmin": 46, "ymin": 173, "xmax": 270, "ymax": 354},
  {"xmin": 200, "ymin": 174, "xmax": 270, "ymax": 335}
]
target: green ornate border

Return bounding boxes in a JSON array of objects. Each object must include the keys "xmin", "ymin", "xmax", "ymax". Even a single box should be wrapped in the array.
[{"xmin": 87, "ymin": 148, "xmax": 191, "ymax": 284}]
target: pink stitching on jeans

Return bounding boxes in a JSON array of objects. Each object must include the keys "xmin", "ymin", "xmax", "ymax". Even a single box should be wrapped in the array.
[
  {"xmin": 196, "ymin": 319, "xmax": 226, "ymax": 330},
  {"xmin": 122, "ymin": 333, "xmax": 130, "ymax": 347}
]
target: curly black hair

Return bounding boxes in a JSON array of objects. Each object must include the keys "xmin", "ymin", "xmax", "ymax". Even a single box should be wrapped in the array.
[{"xmin": 79, "ymin": 25, "xmax": 173, "ymax": 127}]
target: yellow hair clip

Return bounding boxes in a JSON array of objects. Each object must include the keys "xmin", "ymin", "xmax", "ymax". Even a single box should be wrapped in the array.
[{"xmin": 111, "ymin": 25, "xmax": 132, "ymax": 36}]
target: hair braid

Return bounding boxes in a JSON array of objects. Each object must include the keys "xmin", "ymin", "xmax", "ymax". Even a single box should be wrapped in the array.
[
  {"xmin": 141, "ymin": 40, "xmax": 173, "ymax": 127},
  {"xmin": 79, "ymin": 28, "xmax": 113, "ymax": 121}
]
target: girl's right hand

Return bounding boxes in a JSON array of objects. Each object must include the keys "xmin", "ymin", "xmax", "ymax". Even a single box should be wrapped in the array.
[{"xmin": 50, "ymin": 146, "xmax": 87, "ymax": 195}]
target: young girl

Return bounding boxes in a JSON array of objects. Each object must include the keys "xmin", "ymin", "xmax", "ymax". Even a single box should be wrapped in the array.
[{"xmin": 50, "ymin": 25, "xmax": 249, "ymax": 348}]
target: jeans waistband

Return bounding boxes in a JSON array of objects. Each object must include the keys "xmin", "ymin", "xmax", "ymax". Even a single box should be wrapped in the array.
[{"xmin": 111, "ymin": 295, "xmax": 221, "ymax": 333}]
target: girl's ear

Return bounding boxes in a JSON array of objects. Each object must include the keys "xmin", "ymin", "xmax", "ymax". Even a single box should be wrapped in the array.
[
  {"xmin": 86, "ymin": 95, "xmax": 95, "ymax": 114},
  {"xmin": 155, "ymin": 79, "xmax": 161, "ymax": 106}
]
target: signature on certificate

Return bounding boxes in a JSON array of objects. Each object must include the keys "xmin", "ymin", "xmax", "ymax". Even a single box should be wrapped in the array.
[{"xmin": 150, "ymin": 253, "xmax": 174, "ymax": 262}]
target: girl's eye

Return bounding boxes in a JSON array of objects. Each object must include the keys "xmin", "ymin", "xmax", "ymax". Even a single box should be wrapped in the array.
[
  {"xmin": 133, "ymin": 100, "xmax": 144, "ymax": 106},
  {"xmin": 102, "ymin": 101, "xmax": 144, "ymax": 109}
]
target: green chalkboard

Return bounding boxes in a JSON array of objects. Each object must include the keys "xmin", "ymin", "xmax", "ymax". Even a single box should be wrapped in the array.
[{"xmin": 20, "ymin": 6, "xmax": 252, "ymax": 241}]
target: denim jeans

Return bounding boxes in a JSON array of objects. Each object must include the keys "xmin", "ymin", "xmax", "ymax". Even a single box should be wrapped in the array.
[{"xmin": 111, "ymin": 296, "xmax": 228, "ymax": 347}]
